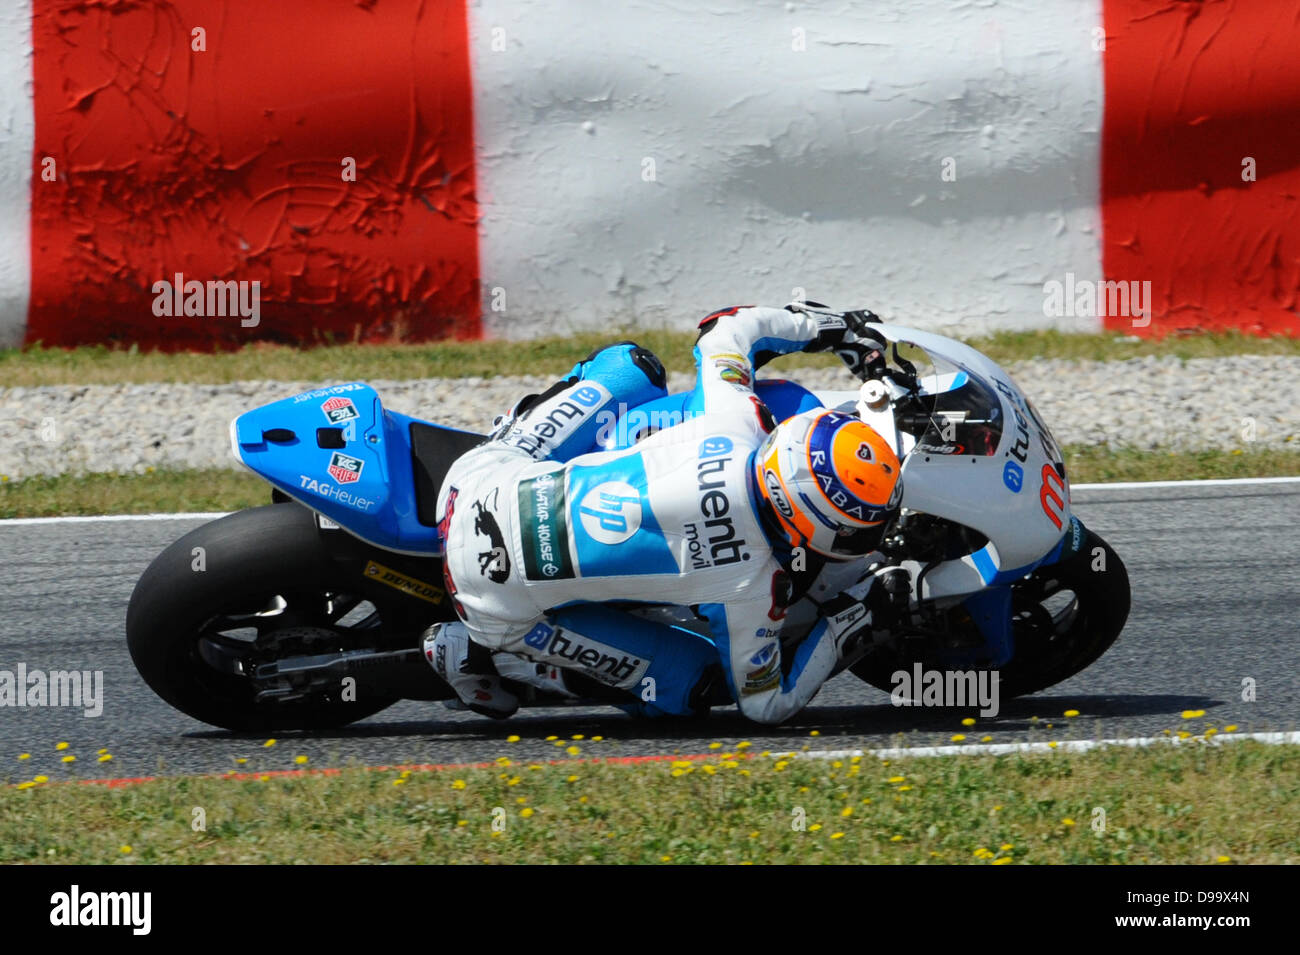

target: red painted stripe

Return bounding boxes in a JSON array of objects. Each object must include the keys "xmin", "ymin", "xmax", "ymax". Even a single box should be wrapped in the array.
[
  {"xmin": 1101, "ymin": 0, "xmax": 1300, "ymax": 335},
  {"xmin": 28, "ymin": 0, "xmax": 481, "ymax": 349},
  {"xmin": 14, "ymin": 751, "xmax": 754, "ymax": 791}
]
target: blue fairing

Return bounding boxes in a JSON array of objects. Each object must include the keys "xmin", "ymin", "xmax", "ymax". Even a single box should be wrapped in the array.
[{"xmin": 231, "ymin": 383, "xmax": 450, "ymax": 555}]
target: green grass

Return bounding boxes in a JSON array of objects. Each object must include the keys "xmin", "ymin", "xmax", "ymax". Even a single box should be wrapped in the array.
[
  {"xmin": 3, "ymin": 740, "xmax": 1294, "ymax": 864},
  {"xmin": 3, "ymin": 329, "xmax": 1296, "ymax": 387},
  {"xmin": 2, "ymin": 447, "xmax": 1296, "ymax": 519}
]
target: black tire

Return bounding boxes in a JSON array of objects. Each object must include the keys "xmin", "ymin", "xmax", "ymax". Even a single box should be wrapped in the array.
[
  {"xmin": 127, "ymin": 504, "xmax": 423, "ymax": 731},
  {"xmin": 852, "ymin": 530, "xmax": 1130, "ymax": 700}
]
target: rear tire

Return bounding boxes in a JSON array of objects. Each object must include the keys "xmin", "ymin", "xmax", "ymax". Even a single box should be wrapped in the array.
[{"xmin": 127, "ymin": 504, "xmax": 414, "ymax": 731}]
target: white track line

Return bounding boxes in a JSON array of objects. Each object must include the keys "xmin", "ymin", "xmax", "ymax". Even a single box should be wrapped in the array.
[
  {"xmin": 2, "ymin": 475, "xmax": 1297, "ymax": 526},
  {"xmin": 792, "ymin": 730, "xmax": 1300, "ymax": 761},
  {"xmin": 0, "ymin": 512, "xmax": 230, "ymax": 526},
  {"xmin": 1072, "ymin": 476, "xmax": 1300, "ymax": 491}
]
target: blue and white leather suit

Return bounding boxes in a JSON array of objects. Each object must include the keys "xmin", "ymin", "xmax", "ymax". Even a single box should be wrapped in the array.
[{"xmin": 435, "ymin": 306, "xmax": 868, "ymax": 724}]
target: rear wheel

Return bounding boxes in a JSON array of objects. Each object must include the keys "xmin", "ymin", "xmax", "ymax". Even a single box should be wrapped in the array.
[
  {"xmin": 126, "ymin": 504, "xmax": 443, "ymax": 731},
  {"xmin": 851, "ymin": 530, "xmax": 1130, "ymax": 701}
]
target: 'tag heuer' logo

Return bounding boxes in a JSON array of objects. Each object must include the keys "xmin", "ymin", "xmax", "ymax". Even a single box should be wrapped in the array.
[
  {"xmin": 328, "ymin": 452, "xmax": 364, "ymax": 484},
  {"xmin": 321, "ymin": 396, "xmax": 360, "ymax": 425}
]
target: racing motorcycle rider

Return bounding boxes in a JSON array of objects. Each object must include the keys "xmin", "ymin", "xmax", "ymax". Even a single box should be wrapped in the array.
[{"xmin": 423, "ymin": 303, "xmax": 908, "ymax": 724}]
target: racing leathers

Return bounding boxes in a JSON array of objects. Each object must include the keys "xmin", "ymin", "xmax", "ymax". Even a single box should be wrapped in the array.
[{"xmin": 428, "ymin": 304, "xmax": 891, "ymax": 724}]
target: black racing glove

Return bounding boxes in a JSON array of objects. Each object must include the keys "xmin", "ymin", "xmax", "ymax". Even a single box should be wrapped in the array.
[{"xmin": 790, "ymin": 304, "xmax": 888, "ymax": 381}]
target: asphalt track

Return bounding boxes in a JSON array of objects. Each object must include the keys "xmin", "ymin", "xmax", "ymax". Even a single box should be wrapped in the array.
[{"xmin": 1, "ymin": 480, "xmax": 1297, "ymax": 783}]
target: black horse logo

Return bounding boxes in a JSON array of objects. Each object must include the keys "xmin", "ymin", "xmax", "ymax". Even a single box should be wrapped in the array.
[{"xmin": 472, "ymin": 490, "xmax": 511, "ymax": 584}]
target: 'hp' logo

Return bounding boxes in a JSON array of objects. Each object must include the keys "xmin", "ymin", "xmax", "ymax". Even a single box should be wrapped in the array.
[{"xmin": 577, "ymin": 481, "xmax": 642, "ymax": 545}]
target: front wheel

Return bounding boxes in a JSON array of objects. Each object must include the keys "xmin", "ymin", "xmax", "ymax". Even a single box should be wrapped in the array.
[{"xmin": 851, "ymin": 530, "xmax": 1131, "ymax": 701}]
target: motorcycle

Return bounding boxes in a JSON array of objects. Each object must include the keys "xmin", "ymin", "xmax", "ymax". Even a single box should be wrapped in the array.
[{"xmin": 126, "ymin": 316, "xmax": 1130, "ymax": 730}]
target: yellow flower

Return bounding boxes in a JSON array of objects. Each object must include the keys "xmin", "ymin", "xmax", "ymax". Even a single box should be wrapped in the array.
[
  {"xmin": 120, "ymin": 845, "xmax": 133, "ymax": 854},
  {"xmin": 1177, "ymin": 731, "xmax": 1191, "ymax": 740},
  {"xmin": 97, "ymin": 754, "xmax": 113, "ymax": 763},
  {"xmin": 830, "ymin": 832, "xmax": 845, "ymax": 840},
  {"xmin": 992, "ymin": 857, "xmax": 1012, "ymax": 865},
  {"xmin": 97, "ymin": 748, "xmax": 108, "ymax": 755},
  {"xmin": 506, "ymin": 735, "xmax": 521, "ymax": 743},
  {"xmin": 708, "ymin": 742, "xmax": 722, "ymax": 749},
  {"xmin": 1048, "ymin": 742, "xmax": 1058, "ymax": 749},
  {"xmin": 702, "ymin": 764, "xmax": 717, "ymax": 775},
  {"xmin": 1224, "ymin": 724, "xmax": 1238, "ymax": 732},
  {"xmin": 294, "ymin": 755, "xmax": 308, "ymax": 765},
  {"xmin": 55, "ymin": 742, "xmax": 68, "ymax": 751},
  {"xmin": 736, "ymin": 741, "xmax": 751, "ymax": 750},
  {"xmin": 1064, "ymin": 709, "xmax": 1080, "ymax": 717},
  {"xmin": 235, "ymin": 757, "xmax": 248, "ymax": 764},
  {"xmin": 17, "ymin": 753, "xmax": 30, "ymax": 760},
  {"xmin": 951, "ymin": 734, "xmax": 967, "ymax": 742},
  {"xmin": 981, "ymin": 736, "xmax": 993, "ymax": 743},
  {"xmin": 1000, "ymin": 843, "xmax": 1013, "ymax": 851},
  {"xmin": 61, "ymin": 755, "xmax": 76, "ymax": 763},
  {"xmin": 451, "ymin": 779, "xmax": 466, "ymax": 790},
  {"xmin": 992, "ymin": 805, "xmax": 1002, "ymax": 811},
  {"xmin": 571, "ymin": 734, "xmax": 584, "ymax": 741},
  {"xmin": 1216, "ymin": 855, "xmax": 1231, "ymax": 863},
  {"xmin": 566, "ymin": 746, "xmax": 581, "ymax": 755},
  {"xmin": 749, "ymin": 830, "xmax": 760, "ymax": 838},
  {"xmin": 890, "ymin": 835, "xmax": 903, "ymax": 842},
  {"xmin": 579, "ymin": 796, "xmax": 588, "ymax": 804},
  {"xmin": 809, "ymin": 824, "xmax": 823, "ymax": 832},
  {"xmin": 861, "ymin": 798, "xmax": 872, "ymax": 805},
  {"xmin": 661, "ymin": 855, "xmax": 672, "ymax": 862},
  {"xmin": 507, "ymin": 776, "xmax": 521, "ymax": 786},
  {"xmin": 1204, "ymin": 728, "xmax": 1218, "ymax": 737},
  {"xmin": 973, "ymin": 847, "xmax": 994, "ymax": 858},
  {"xmin": 961, "ymin": 717, "xmax": 976, "ymax": 726},
  {"xmin": 841, "ymin": 807, "xmax": 853, "ymax": 818},
  {"xmin": 520, "ymin": 808, "xmax": 534, "ymax": 818},
  {"xmin": 591, "ymin": 736, "xmax": 604, "ymax": 742},
  {"xmin": 1181, "ymin": 709, "xmax": 1206, "ymax": 719},
  {"xmin": 810, "ymin": 730, "xmax": 820, "ymax": 737},
  {"xmin": 457, "ymin": 820, "xmax": 468, "ymax": 827},
  {"xmin": 898, "ymin": 785, "xmax": 912, "ymax": 792},
  {"xmin": 566, "ymin": 774, "xmax": 579, "ymax": 782},
  {"xmin": 671, "ymin": 760, "xmax": 691, "ymax": 768},
  {"xmin": 545, "ymin": 735, "xmax": 558, "ymax": 741},
  {"xmin": 263, "ymin": 739, "xmax": 276, "ymax": 747},
  {"xmin": 496, "ymin": 756, "xmax": 512, "ymax": 766},
  {"xmin": 16, "ymin": 781, "xmax": 34, "ymax": 790},
  {"xmin": 798, "ymin": 785, "xmax": 809, "ymax": 793},
  {"xmin": 1061, "ymin": 818, "xmax": 1076, "ymax": 827},
  {"xmin": 774, "ymin": 760, "xmax": 789, "ymax": 771},
  {"xmin": 888, "ymin": 775, "xmax": 905, "ymax": 783},
  {"xmin": 392, "ymin": 778, "xmax": 406, "ymax": 786},
  {"xmin": 34, "ymin": 775, "xmax": 48, "ymax": 783}
]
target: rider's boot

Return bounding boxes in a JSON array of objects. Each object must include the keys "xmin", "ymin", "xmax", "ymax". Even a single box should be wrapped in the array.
[{"xmin": 422, "ymin": 621, "xmax": 519, "ymax": 719}]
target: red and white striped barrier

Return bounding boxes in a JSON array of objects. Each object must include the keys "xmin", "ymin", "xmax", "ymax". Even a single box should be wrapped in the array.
[{"xmin": 0, "ymin": 0, "xmax": 1296, "ymax": 348}]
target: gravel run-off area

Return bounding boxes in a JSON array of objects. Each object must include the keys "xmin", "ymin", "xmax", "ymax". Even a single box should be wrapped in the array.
[{"xmin": 1, "ymin": 355, "xmax": 1297, "ymax": 480}]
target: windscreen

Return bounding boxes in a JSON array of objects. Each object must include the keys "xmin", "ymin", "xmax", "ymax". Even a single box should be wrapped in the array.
[{"xmin": 893, "ymin": 346, "xmax": 1005, "ymax": 457}]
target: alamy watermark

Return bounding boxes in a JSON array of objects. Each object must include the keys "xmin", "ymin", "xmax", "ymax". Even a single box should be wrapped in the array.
[
  {"xmin": 151, "ymin": 272, "xmax": 260, "ymax": 327},
  {"xmin": 0, "ymin": 665, "xmax": 104, "ymax": 717},
  {"xmin": 890, "ymin": 663, "xmax": 999, "ymax": 717},
  {"xmin": 1043, "ymin": 272, "xmax": 1151, "ymax": 327}
]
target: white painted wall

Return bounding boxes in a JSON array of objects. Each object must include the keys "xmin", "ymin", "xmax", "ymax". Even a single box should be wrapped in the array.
[
  {"xmin": 469, "ymin": 0, "xmax": 1104, "ymax": 338},
  {"xmin": 0, "ymin": 0, "xmax": 32, "ymax": 348}
]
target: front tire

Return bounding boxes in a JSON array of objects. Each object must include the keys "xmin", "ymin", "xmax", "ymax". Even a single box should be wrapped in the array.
[{"xmin": 851, "ymin": 530, "xmax": 1130, "ymax": 701}]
